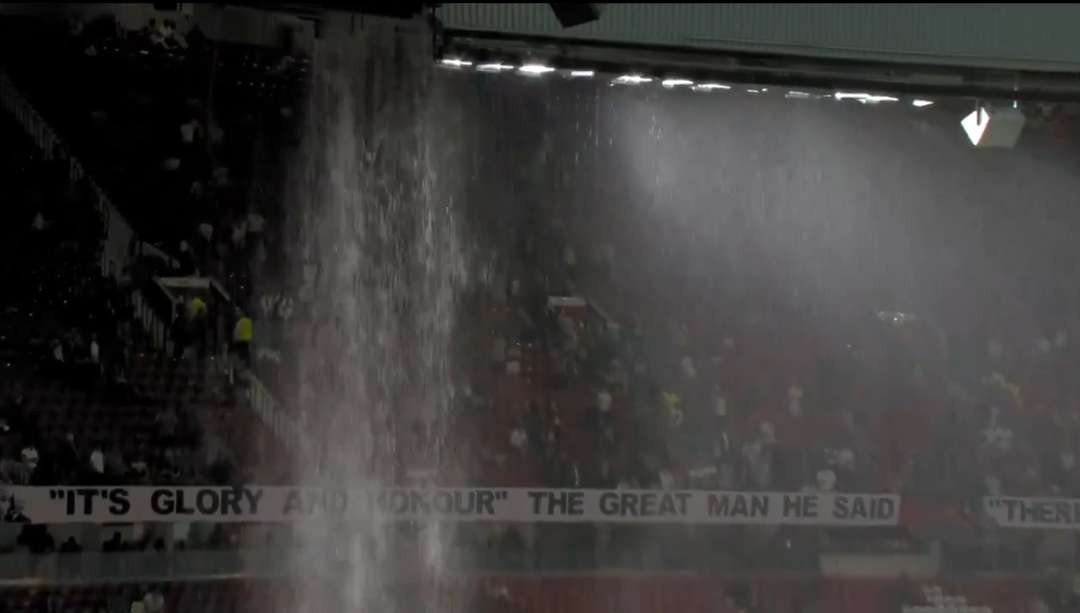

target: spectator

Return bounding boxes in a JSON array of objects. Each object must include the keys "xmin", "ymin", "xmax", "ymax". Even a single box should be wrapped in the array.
[
  {"xmin": 185, "ymin": 294, "xmax": 206, "ymax": 321},
  {"xmin": 787, "ymin": 384, "xmax": 803, "ymax": 417},
  {"xmin": 658, "ymin": 468, "xmax": 676, "ymax": 489},
  {"xmin": 176, "ymin": 241, "xmax": 197, "ymax": 276},
  {"xmin": 3, "ymin": 497, "xmax": 29, "ymax": 523},
  {"xmin": 154, "ymin": 407, "xmax": 178, "ymax": 445},
  {"xmin": 105, "ymin": 444, "xmax": 126, "ymax": 480},
  {"xmin": 108, "ymin": 589, "xmax": 131, "ymax": 613},
  {"xmin": 195, "ymin": 223, "xmax": 213, "ymax": 268},
  {"xmin": 102, "ymin": 532, "xmax": 123, "ymax": 553},
  {"xmin": 183, "ymin": 293, "xmax": 208, "ymax": 359},
  {"xmin": 680, "ymin": 355, "xmax": 697, "ymax": 380},
  {"xmin": 0, "ymin": 457, "xmax": 32, "ymax": 485},
  {"xmin": 596, "ymin": 388, "xmax": 613, "ymax": 414},
  {"xmin": 50, "ymin": 339, "xmax": 66, "ymax": 369},
  {"xmin": 232, "ymin": 307, "xmax": 253, "ymax": 369},
  {"xmin": 816, "ymin": 468, "xmax": 837, "ymax": 492},
  {"xmin": 20, "ymin": 446, "xmax": 39, "ymax": 475},
  {"xmin": 18, "ymin": 524, "xmax": 55, "ymax": 553},
  {"xmin": 59, "ymin": 536, "xmax": 82, "ymax": 554},
  {"xmin": 142, "ymin": 586, "xmax": 164, "ymax": 613},
  {"xmin": 247, "ymin": 211, "xmax": 265, "ymax": 235},
  {"xmin": 230, "ymin": 217, "xmax": 247, "ymax": 250},
  {"xmin": 1028, "ymin": 596, "xmax": 1051, "ymax": 613},
  {"xmin": 89, "ymin": 334, "xmax": 100, "ymax": 365},
  {"xmin": 742, "ymin": 434, "xmax": 773, "ymax": 490},
  {"xmin": 46, "ymin": 588, "xmax": 65, "ymax": 613},
  {"xmin": 170, "ymin": 295, "xmax": 188, "ymax": 359},
  {"xmin": 509, "ymin": 426, "xmax": 527, "ymax": 455},
  {"xmin": 32, "ymin": 211, "xmax": 48, "ymax": 232},
  {"xmin": 88, "ymin": 445, "xmax": 105, "ymax": 480},
  {"xmin": 179, "ymin": 118, "xmax": 200, "ymax": 145},
  {"xmin": 130, "ymin": 458, "xmax": 150, "ymax": 483},
  {"xmin": 57, "ymin": 433, "xmax": 81, "ymax": 482}
]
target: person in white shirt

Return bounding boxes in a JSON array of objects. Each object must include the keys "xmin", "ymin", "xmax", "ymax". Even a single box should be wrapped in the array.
[
  {"xmin": 143, "ymin": 586, "xmax": 165, "ymax": 613},
  {"xmin": 712, "ymin": 386, "xmax": 728, "ymax": 417},
  {"xmin": 816, "ymin": 468, "xmax": 837, "ymax": 492},
  {"xmin": 231, "ymin": 219, "xmax": 248, "ymax": 248},
  {"xmin": 90, "ymin": 448, "xmax": 105, "ymax": 475},
  {"xmin": 596, "ymin": 389, "xmax": 612, "ymax": 413},
  {"xmin": 787, "ymin": 385, "xmax": 803, "ymax": 417},
  {"xmin": 658, "ymin": 469, "xmax": 676, "ymax": 490},
  {"xmin": 680, "ymin": 356, "xmax": 697, "ymax": 379},
  {"xmin": 179, "ymin": 119, "xmax": 200, "ymax": 144},
  {"xmin": 759, "ymin": 421, "xmax": 776, "ymax": 445},
  {"xmin": 509, "ymin": 427, "xmax": 527, "ymax": 454},
  {"xmin": 20, "ymin": 446, "xmax": 38, "ymax": 472}
]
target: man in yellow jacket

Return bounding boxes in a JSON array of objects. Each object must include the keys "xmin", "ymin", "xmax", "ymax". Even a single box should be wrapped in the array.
[{"xmin": 232, "ymin": 307, "xmax": 253, "ymax": 368}]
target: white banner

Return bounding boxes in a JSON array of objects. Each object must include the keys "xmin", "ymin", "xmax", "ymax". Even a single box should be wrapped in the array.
[
  {"xmin": 0, "ymin": 487, "xmax": 899, "ymax": 526},
  {"xmin": 984, "ymin": 496, "xmax": 1080, "ymax": 529}
]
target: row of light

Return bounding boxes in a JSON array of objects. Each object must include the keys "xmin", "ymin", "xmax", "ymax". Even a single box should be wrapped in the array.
[
  {"xmin": 445, "ymin": 57, "xmax": 1031, "ymax": 148},
  {"xmin": 444, "ymin": 58, "xmax": 735, "ymax": 93},
  {"xmin": 440, "ymin": 58, "xmax": 935, "ymax": 108}
]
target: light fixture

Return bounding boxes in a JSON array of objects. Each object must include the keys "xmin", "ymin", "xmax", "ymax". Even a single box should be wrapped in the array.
[
  {"xmin": 440, "ymin": 58, "xmax": 472, "ymax": 68},
  {"xmin": 477, "ymin": 63, "xmax": 514, "ymax": 73},
  {"xmin": 568, "ymin": 70, "xmax": 595, "ymax": 78},
  {"xmin": 961, "ymin": 104, "xmax": 1025, "ymax": 148},
  {"xmin": 692, "ymin": 83, "xmax": 731, "ymax": 92},
  {"xmin": 746, "ymin": 88, "xmax": 762, "ymax": 94},
  {"xmin": 519, "ymin": 64, "xmax": 556, "ymax": 76},
  {"xmin": 661, "ymin": 78, "xmax": 694, "ymax": 89},
  {"xmin": 785, "ymin": 91, "xmax": 812, "ymax": 99},
  {"xmin": 613, "ymin": 75, "xmax": 653, "ymax": 85},
  {"xmin": 912, "ymin": 99, "xmax": 934, "ymax": 108},
  {"xmin": 833, "ymin": 92, "xmax": 899, "ymax": 104}
]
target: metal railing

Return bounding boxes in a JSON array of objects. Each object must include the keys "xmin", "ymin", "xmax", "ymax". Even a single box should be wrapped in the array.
[
  {"xmin": 245, "ymin": 371, "xmax": 303, "ymax": 454},
  {"xmin": 0, "ymin": 551, "xmax": 287, "ymax": 585},
  {"xmin": 0, "ymin": 69, "xmax": 301, "ymax": 457}
]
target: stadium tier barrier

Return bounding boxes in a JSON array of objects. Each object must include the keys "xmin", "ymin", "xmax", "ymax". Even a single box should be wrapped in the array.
[
  {"xmin": 0, "ymin": 485, "xmax": 1073, "ymax": 530},
  {"xmin": 0, "ymin": 550, "xmax": 287, "ymax": 584}
]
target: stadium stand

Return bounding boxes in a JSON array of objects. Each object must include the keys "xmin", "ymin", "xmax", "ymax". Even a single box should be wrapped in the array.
[{"xmin": 3, "ymin": 7, "xmax": 1080, "ymax": 613}]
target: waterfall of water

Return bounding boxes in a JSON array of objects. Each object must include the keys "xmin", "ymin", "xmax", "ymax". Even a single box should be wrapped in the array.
[{"xmin": 283, "ymin": 17, "xmax": 466, "ymax": 612}]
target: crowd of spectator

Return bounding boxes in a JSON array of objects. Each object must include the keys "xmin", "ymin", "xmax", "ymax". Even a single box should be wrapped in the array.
[
  {"xmin": 6, "ymin": 11, "xmax": 1080, "ymax": 613},
  {"xmin": 0, "ymin": 33, "xmax": 289, "ymax": 499},
  {"xmin": 397, "ymin": 74, "xmax": 1080, "ymax": 516},
  {"xmin": 7, "ymin": 5, "xmax": 1080, "ymax": 529},
  {"xmin": 3, "ymin": 12, "xmax": 301, "ymax": 367}
]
